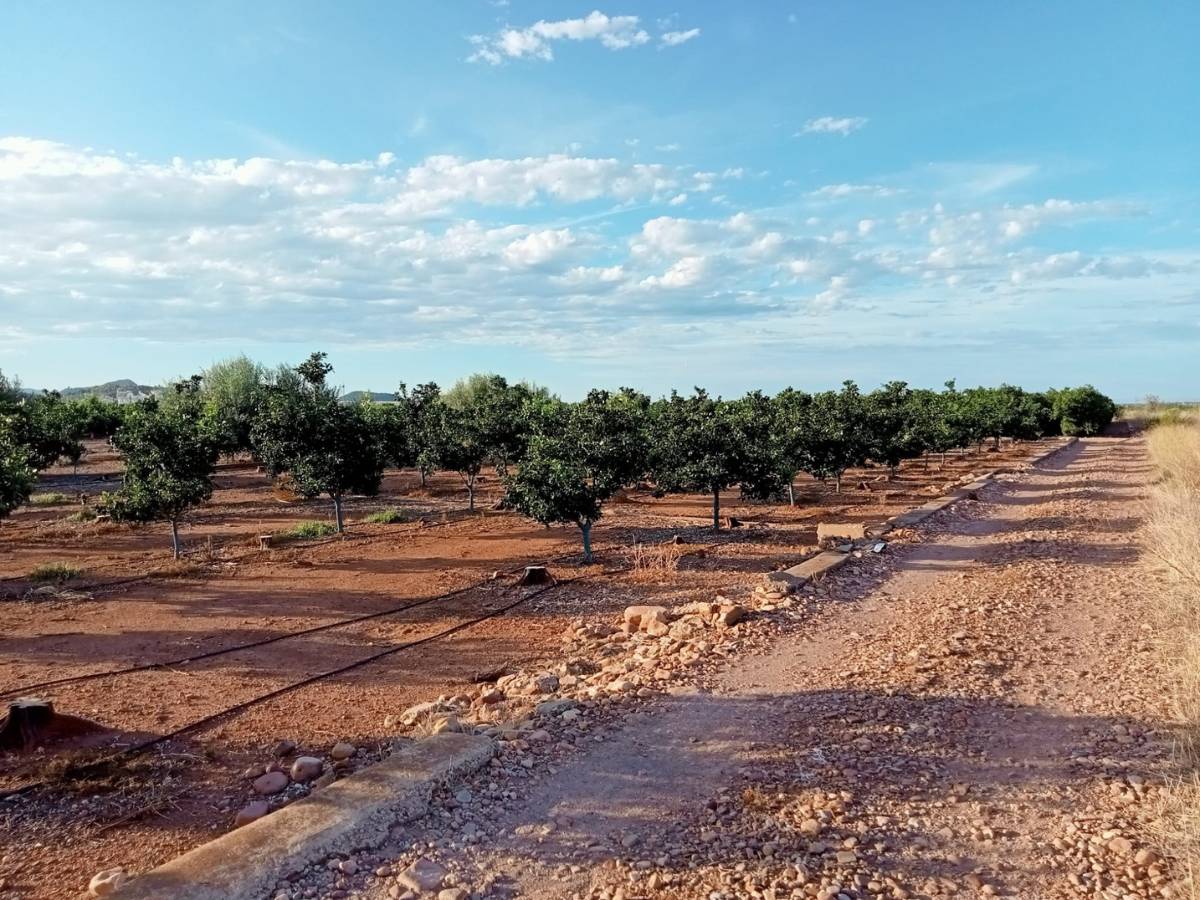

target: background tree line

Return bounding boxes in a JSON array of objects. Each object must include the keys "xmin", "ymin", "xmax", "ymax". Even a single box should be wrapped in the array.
[{"xmin": 0, "ymin": 356, "xmax": 1117, "ymax": 559}]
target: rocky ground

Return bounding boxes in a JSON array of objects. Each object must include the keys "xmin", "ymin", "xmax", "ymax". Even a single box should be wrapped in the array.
[
  {"xmin": 233, "ymin": 436, "xmax": 1176, "ymax": 900},
  {"xmin": 51, "ymin": 435, "xmax": 1175, "ymax": 900}
]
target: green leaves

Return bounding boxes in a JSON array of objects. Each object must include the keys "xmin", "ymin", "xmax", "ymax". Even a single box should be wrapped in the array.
[
  {"xmin": 250, "ymin": 355, "xmax": 386, "ymax": 529},
  {"xmin": 103, "ymin": 393, "xmax": 219, "ymax": 555},
  {"xmin": 649, "ymin": 389, "xmax": 780, "ymax": 526},
  {"xmin": 504, "ymin": 389, "xmax": 648, "ymax": 559},
  {"xmin": 0, "ymin": 415, "xmax": 36, "ymax": 518},
  {"xmin": 1049, "ymin": 385, "xmax": 1117, "ymax": 436}
]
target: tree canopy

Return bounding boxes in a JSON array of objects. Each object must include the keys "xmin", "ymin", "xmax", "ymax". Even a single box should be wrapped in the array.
[
  {"xmin": 102, "ymin": 382, "xmax": 219, "ymax": 557},
  {"xmin": 251, "ymin": 353, "xmax": 386, "ymax": 531}
]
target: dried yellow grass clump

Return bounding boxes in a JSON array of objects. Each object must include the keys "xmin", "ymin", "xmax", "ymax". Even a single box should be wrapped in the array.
[
  {"xmin": 629, "ymin": 541, "xmax": 686, "ymax": 582},
  {"xmin": 1146, "ymin": 422, "xmax": 1200, "ymax": 894}
]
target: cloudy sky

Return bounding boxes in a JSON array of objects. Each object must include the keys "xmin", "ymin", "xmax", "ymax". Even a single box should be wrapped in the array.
[{"xmin": 1, "ymin": 2, "xmax": 1196, "ymax": 399}]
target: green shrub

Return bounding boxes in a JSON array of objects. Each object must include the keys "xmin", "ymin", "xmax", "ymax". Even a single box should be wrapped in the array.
[
  {"xmin": 66, "ymin": 508, "xmax": 97, "ymax": 523},
  {"xmin": 29, "ymin": 492, "xmax": 68, "ymax": 506},
  {"xmin": 29, "ymin": 562, "xmax": 82, "ymax": 582},
  {"xmin": 364, "ymin": 507, "xmax": 408, "ymax": 525},
  {"xmin": 281, "ymin": 520, "xmax": 337, "ymax": 540}
]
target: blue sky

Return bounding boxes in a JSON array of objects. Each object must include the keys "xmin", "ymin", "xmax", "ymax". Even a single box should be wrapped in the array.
[{"xmin": 1, "ymin": 2, "xmax": 1196, "ymax": 400}]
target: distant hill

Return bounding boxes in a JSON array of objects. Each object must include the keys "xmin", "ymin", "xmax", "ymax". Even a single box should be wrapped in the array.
[
  {"xmin": 59, "ymin": 379, "xmax": 160, "ymax": 402},
  {"xmin": 340, "ymin": 390, "xmax": 396, "ymax": 403}
]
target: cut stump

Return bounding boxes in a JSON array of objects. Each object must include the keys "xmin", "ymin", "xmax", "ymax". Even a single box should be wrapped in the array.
[
  {"xmin": 517, "ymin": 566, "xmax": 552, "ymax": 586},
  {"xmin": 0, "ymin": 698, "xmax": 108, "ymax": 752}
]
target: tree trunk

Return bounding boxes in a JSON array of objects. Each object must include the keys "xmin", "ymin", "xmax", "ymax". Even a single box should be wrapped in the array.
[
  {"xmin": 580, "ymin": 520, "xmax": 593, "ymax": 563},
  {"xmin": 170, "ymin": 519, "xmax": 181, "ymax": 559},
  {"xmin": 712, "ymin": 488, "xmax": 721, "ymax": 530},
  {"xmin": 992, "ymin": 435, "xmax": 1000, "ymax": 450},
  {"xmin": 332, "ymin": 495, "xmax": 344, "ymax": 533},
  {"xmin": 787, "ymin": 481, "xmax": 795, "ymax": 506},
  {"xmin": 835, "ymin": 473, "xmax": 842, "ymax": 494},
  {"xmin": 466, "ymin": 475, "xmax": 476, "ymax": 511},
  {"xmin": 419, "ymin": 469, "xmax": 427, "ymax": 488}
]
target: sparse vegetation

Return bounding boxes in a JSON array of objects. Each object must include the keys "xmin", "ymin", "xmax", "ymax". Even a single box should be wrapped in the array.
[
  {"xmin": 65, "ymin": 507, "xmax": 97, "ymax": 523},
  {"xmin": 1145, "ymin": 421, "xmax": 1200, "ymax": 892},
  {"xmin": 629, "ymin": 540, "xmax": 686, "ymax": 581},
  {"xmin": 281, "ymin": 520, "xmax": 338, "ymax": 540},
  {"xmin": 28, "ymin": 492, "xmax": 67, "ymax": 506},
  {"xmin": 363, "ymin": 507, "xmax": 409, "ymax": 525},
  {"xmin": 28, "ymin": 562, "xmax": 83, "ymax": 583}
]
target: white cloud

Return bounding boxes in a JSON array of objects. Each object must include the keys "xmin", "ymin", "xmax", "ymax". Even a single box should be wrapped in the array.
[
  {"xmin": 0, "ymin": 135, "xmax": 1189, "ymax": 372},
  {"xmin": 659, "ymin": 27, "xmax": 700, "ymax": 47},
  {"xmin": 799, "ymin": 116, "xmax": 868, "ymax": 136},
  {"xmin": 468, "ymin": 11, "xmax": 650, "ymax": 64},
  {"xmin": 810, "ymin": 183, "xmax": 898, "ymax": 199},
  {"xmin": 503, "ymin": 228, "xmax": 576, "ymax": 268},
  {"xmin": 640, "ymin": 255, "xmax": 706, "ymax": 288}
]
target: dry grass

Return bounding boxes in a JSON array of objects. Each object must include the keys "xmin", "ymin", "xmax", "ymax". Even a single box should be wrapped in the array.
[
  {"xmin": 1145, "ymin": 422, "xmax": 1200, "ymax": 893},
  {"xmin": 28, "ymin": 562, "xmax": 83, "ymax": 583},
  {"xmin": 628, "ymin": 541, "xmax": 686, "ymax": 582}
]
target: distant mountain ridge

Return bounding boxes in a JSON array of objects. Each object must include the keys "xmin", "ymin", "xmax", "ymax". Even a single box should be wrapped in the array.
[
  {"xmin": 339, "ymin": 390, "xmax": 396, "ymax": 403},
  {"xmin": 59, "ymin": 379, "xmax": 160, "ymax": 402}
]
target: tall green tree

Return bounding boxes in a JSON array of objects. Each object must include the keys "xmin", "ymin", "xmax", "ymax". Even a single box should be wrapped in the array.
[
  {"xmin": 773, "ymin": 388, "xmax": 813, "ymax": 505},
  {"xmin": 0, "ymin": 415, "xmax": 36, "ymax": 519},
  {"xmin": 197, "ymin": 355, "xmax": 268, "ymax": 455},
  {"xmin": 251, "ymin": 353, "xmax": 386, "ymax": 531},
  {"xmin": 797, "ymin": 382, "xmax": 870, "ymax": 492},
  {"xmin": 433, "ymin": 403, "xmax": 490, "ymax": 511},
  {"xmin": 443, "ymin": 374, "xmax": 545, "ymax": 476},
  {"xmin": 865, "ymin": 381, "xmax": 927, "ymax": 478},
  {"xmin": 505, "ymin": 389, "xmax": 649, "ymax": 561},
  {"xmin": 650, "ymin": 389, "xmax": 780, "ymax": 529},
  {"xmin": 1048, "ymin": 385, "xmax": 1117, "ymax": 436},
  {"xmin": 396, "ymin": 382, "xmax": 444, "ymax": 486},
  {"xmin": 103, "ymin": 382, "xmax": 219, "ymax": 558}
]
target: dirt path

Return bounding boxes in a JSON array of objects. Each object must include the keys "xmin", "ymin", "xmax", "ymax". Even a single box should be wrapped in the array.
[{"xmin": 343, "ymin": 437, "xmax": 1174, "ymax": 900}]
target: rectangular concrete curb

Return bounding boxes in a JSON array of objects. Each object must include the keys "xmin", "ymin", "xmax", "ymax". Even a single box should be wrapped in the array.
[
  {"xmin": 784, "ymin": 550, "xmax": 850, "ymax": 581},
  {"xmin": 116, "ymin": 733, "xmax": 495, "ymax": 900},
  {"xmin": 765, "ymin": 436, "xmax": 1079, "ymax": 591}
]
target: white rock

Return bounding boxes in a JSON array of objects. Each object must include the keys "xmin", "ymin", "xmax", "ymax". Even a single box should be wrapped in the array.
[
  {"xmin": 290, "ymin": 756, "xmax": 324, "ymax": 783},
  {"xmin": 398, "ymin": 857, "xmax": 447, "ymax": 893},
  {"xmin": 253, "ymin": 770, "xmax": 290, "ymax": 795},
  {"xmin": 88, "ymin": 868, "xmax": 127, "ymax": 897}
]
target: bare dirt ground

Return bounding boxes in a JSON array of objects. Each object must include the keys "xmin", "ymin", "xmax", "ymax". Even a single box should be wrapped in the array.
[
  {"xmin": 328, "ymin": 437, "xmax": 1173, "ymax": 900},
  {"xmin": 0, "ymin": 438, "xmax": 1065, "ymax": 899}
]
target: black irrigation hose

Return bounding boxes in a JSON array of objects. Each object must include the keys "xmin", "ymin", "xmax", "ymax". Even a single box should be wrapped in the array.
[
  {"xmin": 0, "ymin": 581, "xmax": 482, "ymax": 701},
  {"xmin": 0, "ymin": 542, "xmax": 595, "ymax": 701},
  {"xmin": 0, "ymin": 577, "xmax": 577, "ymax": 800}
]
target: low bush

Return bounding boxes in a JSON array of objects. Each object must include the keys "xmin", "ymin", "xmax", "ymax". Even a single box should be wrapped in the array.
[
  {"xmin": 281, "ymin": 520, "xmax": 337, "ymax": 540},
  {"xmin": 29, "ymin": 562, "xmax": 83, "ymax": 582},
  {"xmin": 363, "ymin": 507, "xmax": 408, "ymax": 525},
  {"xmin": 28, "ymin": 492, "xmax": 68, "ymax": 506},
  {"xmin": 66, "ymin": 508, "xmax": 97, "ymax": 523}
]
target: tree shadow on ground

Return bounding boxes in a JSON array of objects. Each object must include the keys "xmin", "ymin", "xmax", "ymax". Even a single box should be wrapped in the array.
[{"xmin": 468, "ymin": 687, "xmax": 1166, "ymax": 898}]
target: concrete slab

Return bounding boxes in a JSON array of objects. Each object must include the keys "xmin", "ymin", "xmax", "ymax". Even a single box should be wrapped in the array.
[{"xmin": 116, "ymin": 733, "xmax": 494, "ymax": 900}]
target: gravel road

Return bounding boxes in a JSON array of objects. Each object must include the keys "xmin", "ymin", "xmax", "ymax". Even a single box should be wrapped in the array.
[{"xmin": 326, "ymin": 436, "xmax": 1173, "ymax": 900}]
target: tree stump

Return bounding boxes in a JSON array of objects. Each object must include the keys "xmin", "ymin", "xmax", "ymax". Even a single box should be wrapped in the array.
[
  {"xmin": 0, "ymin": 699, "xmax": 55, "ymax": 751},
  {"xmin": 517, "ymin": 565, "xmax": 552, "ymax": 586},
  {"xmin": 258, "ymin": 534, "xmax": 273, "ymax": 550},
  {"xmin": 0, "ymin": 698, "xmax": 106, "ymax": 751}
]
